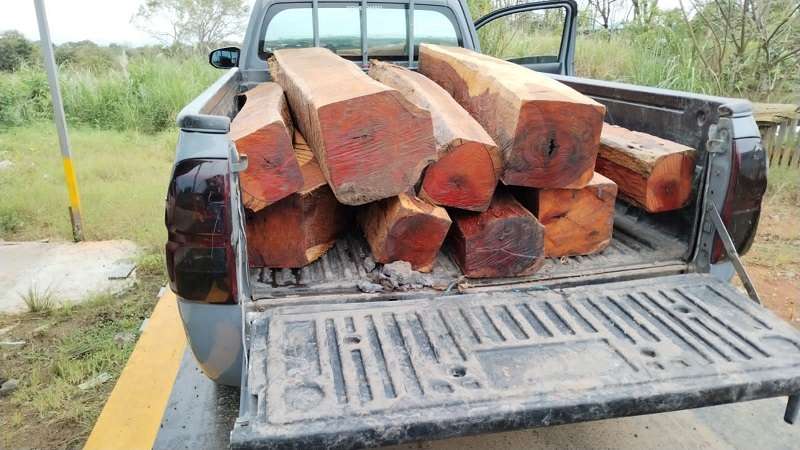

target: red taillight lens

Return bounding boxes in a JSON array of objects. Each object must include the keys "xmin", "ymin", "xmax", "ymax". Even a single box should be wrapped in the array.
[
  {"xmin": 712, "ymin": 137, "xmax": 767, "ymax": 263},
  {"xmin": 165, "ymin": 159, "xmax": 237, "ymax": 304}
]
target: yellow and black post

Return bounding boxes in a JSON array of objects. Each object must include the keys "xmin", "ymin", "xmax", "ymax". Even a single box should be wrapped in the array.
[{"xmin": 33, "ymin": 0, "xmax": 84, "ymax": 242}]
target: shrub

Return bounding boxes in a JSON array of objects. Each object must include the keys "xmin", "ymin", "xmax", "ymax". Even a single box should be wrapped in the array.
[{"xmin": 0, "ymin": 54, "xmax": 218, "ymax": 133}]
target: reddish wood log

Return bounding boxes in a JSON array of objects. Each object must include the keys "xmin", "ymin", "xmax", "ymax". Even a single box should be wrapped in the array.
[
  {"xmin": 247, "ymin": 132, "xmax": 348, "ymax": 268},
  {"xmin": 358, "ymin": 192, "xmax": 451, "ymax": 272},
  {"xmin": 515, "ymin": 172, "xmax": 617, "ymax": 257},
  {"xmin": 596, "ymin": 124, "xmax": 696, "ymax": 213},
  {"xmin": 269, "ymin": 48, "xmax": 437, "ymax": 205},
  {"xmin": 418, "ymin": 43, "xmax": 605, "ymax": 189},
  {"xmin": 230, "ymin": 82, "xmax": 303, "ymax": 211},
  {"xmin": 448, "ymin": 191, "xmax": 545, "ymax": 278},
  {"xmin": 368, "ymin": 61, "xmax": 501, "ymax": 211}
]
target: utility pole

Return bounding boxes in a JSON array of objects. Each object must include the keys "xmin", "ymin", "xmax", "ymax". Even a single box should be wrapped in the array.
[{"xmin": 33, "ymin": 0, "xmax": 84, "ymax": 242}]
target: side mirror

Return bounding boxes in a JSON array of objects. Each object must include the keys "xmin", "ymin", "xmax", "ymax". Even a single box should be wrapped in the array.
[{"xmin": 209, "ymin": 47, "xmax": 240, "ymax": 69}]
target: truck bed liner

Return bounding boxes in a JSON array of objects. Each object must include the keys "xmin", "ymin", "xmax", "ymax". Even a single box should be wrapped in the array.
[
  {"xmin": 233, "ymin": 274, "xmax": 800, "ymax": 449},
  {"xmin": 250, "ymin": 209, "xmax": 687, "ymax": 300}
]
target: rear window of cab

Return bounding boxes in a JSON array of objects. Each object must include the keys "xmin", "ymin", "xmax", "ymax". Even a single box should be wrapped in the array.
[{"xmin": 259, "ymin": 2, "xmax": 463, "ymax": 61}]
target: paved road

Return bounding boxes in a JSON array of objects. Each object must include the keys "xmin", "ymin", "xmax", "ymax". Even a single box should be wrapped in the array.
[{"xmin": 155, "ymin": 350, "xmax": 799, "ymax": 450}]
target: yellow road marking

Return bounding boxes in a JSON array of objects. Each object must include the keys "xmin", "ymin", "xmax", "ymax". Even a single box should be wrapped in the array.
[{"xmin": 84, "ymin": 291, "xmax": 186, "ymax": 450}]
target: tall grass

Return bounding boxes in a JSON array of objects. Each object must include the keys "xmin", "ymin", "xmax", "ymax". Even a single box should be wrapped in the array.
[{"xmin": 0, "ymin": 55, "xmax": 218, "ymax": 133}]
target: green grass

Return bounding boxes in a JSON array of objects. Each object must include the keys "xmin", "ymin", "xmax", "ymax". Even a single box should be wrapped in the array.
[
  {"xmin": 0, "ymin": 265, "xmax": 162, "ymax": 448},
  {"xmin": 0, "ymin": 56, "xmax": 218, "ymax": 133},
  {"xmin": 0, "ymin": 125, "xmax": 175, "ymax": 250}
]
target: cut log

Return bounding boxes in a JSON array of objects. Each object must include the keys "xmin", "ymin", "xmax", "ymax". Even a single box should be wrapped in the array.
[
  {"xmin": 596, "ymin": 124, "xmax": 696, "ymax": 213},
  {"xmin": 269, "ymin": 48, "xmax": 437, "ymax": 205},
  {"xmin": 515, "ymin": 173, "xmax": 617, "ymax": 257},
  {"xmin": 358, "ymin": 193, "xmax": 451, "ymax": 272},
  {"xmin": 448, "ymin": 190, "xmax": 545, "ymax": 278},
  {"xmin": 368, "ymin": 61, "xmax": 501, "ymax": 211},
  {"xmin": 247, "ymin": 132, "xmax": 348, "ymax": 268},
  {"xmin": 230, "ymin": 82, "xmax": 303, "ymax": 211},
  {"xmin": 418, "ymin": 43, "xmax": 605, "ymax": 189}
]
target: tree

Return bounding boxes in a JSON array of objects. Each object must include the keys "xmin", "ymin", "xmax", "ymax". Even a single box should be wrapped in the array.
[
  {"xmin": 0, "ymin": 31, "xmax": 35, "ymax": 72},
  {"xmin": 677, "ymin": 0, "xmax": 800, "ymax": 99},
  {"xmin": 631, "ymin": 0, "xmax": 659, "ymax": 25},
  {"xmin": 132, "ymin": 0, "xmax": 249, "ymax": 51},
  {"xmin": 586, "ymin": 0, "xmax": 619, "ymax": 29}
]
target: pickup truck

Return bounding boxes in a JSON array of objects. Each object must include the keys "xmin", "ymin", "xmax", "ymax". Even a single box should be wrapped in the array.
[{"xmin": 165, "ymin": 0, "xmax": 800, "ymax": 448}]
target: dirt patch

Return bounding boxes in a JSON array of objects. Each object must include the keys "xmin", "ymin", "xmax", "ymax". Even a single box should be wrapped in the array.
[{"xmin": 741, "ymin": 190, "xmax": 800, "ymax": 327}]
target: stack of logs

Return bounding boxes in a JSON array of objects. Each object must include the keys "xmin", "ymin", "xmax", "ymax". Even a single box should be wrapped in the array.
[{"xmin": 236, "ymin": 44, "xmax": 696, "ymax": 279}]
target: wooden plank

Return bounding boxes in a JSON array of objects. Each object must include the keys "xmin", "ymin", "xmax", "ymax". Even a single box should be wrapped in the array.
[
  {"xmin": 269, "ymin": 48, "xmax": 437, "ymax": 205},
  {"xmin": 791, "ymin": 120, "xmax": 800, "ymax": 168},
  {"xmin": 418, "ymin": 43, "xmax": 605, "ymax": 189},
  {"xmin": 515, "ymin": 172, "xmax": 617, "ymax": 257},
  {"xmin": 775, "ymin": 121, "xmax": 791, "ymax": 166},
  {"xmin": 448, "ymin": 190, "xmax": 545, "ymax": 278},
  {"xmin": 247, "ymin": 131, "xmax": 349, "ymax": 268},
  {"xmin": 230, "ymin": 82, "xmax": 303, "ymax": 211},
  {"xmin": 760, "ymin": 125, "xmax": 777, "ymax": 167},
  {"xmin": 368, "ymin": 61, "xmax": 501, "ymax": 211},
  {"xmin": 358, "ymin": 193, "xmax": 451, "ymax": 272},
  {"xmin": 596, "ymin": 124, "xmax": 695, "ymax": 213},
  {"xmin": 752, "ymin": 103, "xmax": 800, "ymax": 124}
]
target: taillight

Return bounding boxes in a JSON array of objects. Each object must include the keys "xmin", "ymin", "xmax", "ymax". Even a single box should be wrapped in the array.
[
  {"xmin": 165, "ymin": 159, "xmax": 237, "ymax": 304},
  {"xmin": 712, "ymin": 137, "xmax": 767, "ymax": 263}
]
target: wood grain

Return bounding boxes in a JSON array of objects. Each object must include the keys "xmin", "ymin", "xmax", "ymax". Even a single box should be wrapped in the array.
[
  {"xmin": 269, "ymin": 48, "xmax": 437, "ymax": 205},
  {"xmin": 418, "ymin": 43, "xmax": 605, "ymax": 189},
  {"xmin": 368, "ymin": 61, "xmax": 501, "ymax": 211},
  {"xmin": 448, "ymin": 190, "xmax": 545, "ymax": 278},
  {"xmin": 247, "ymin": 131, "xmax": 349, "ymax": 268},
  {"xmin": 596, "ymin": 123, "xmax": 695, "ymax": 213},
  {"xmin": 516, "ymin": 172, "xmax": 617, "ymax": 257},
  {"xmin": 358, "ymin": 192, "xmax": 451, "ymax": 272},
  {"xmin": 230, "ymin": 82, "xmax": 303, "ymax": 211}
]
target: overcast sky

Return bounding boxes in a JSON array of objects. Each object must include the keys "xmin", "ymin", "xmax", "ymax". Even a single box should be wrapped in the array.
[{"xmin": 1, "ymin": 0, "xmax": 684, "ymax": 45}]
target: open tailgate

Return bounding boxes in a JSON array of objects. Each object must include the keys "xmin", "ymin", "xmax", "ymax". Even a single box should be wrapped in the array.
[{"xmin": 232, "ymin": 274, "xmax": 800, "ymax": 449}]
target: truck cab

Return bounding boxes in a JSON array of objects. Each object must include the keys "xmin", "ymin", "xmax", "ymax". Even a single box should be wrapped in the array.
[{"xmin": 166, "ymin": 1, "xmax": 800, "ymax": 448}]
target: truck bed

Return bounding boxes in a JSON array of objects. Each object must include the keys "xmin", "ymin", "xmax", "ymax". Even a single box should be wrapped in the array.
[{"xmin": 249, "ymin": 205, "xmax": 688, "ymax": 302}]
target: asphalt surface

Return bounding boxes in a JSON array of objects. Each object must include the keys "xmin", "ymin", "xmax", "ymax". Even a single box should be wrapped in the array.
[{"xmin": 155, "ymin": 351, "xmax": 799, "ymax": 450}]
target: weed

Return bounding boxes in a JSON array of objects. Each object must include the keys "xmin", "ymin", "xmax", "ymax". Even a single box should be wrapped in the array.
[
  {"xmin": 20, "ymin": 285, "xmax": 57, "ymax": 313},
  {"xmin": 137, "ymin": 252, "xmax": 166, "ymax": 277},
  {"xmin": 0, "ymin": 255, "xmax": 162, "ymax": 448},
  {"xmin": 0, "ymin": 207, "xmax": 25, "ymax": 233}
]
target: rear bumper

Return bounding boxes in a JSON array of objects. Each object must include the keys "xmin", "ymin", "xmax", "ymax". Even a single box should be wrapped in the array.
[{"xmin": 176, "ymin": 298, "xmax": 243, "ymax": 386}]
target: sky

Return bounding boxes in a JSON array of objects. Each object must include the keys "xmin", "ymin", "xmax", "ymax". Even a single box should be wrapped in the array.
[{"xmin": 1, "ymin": 0, "xmax": 684, "ymax": 46}]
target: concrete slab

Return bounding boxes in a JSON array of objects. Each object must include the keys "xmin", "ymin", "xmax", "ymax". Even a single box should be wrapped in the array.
[{"xmin": 0, "ymin": 240, "xmax": 139, "ymax": 313}]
